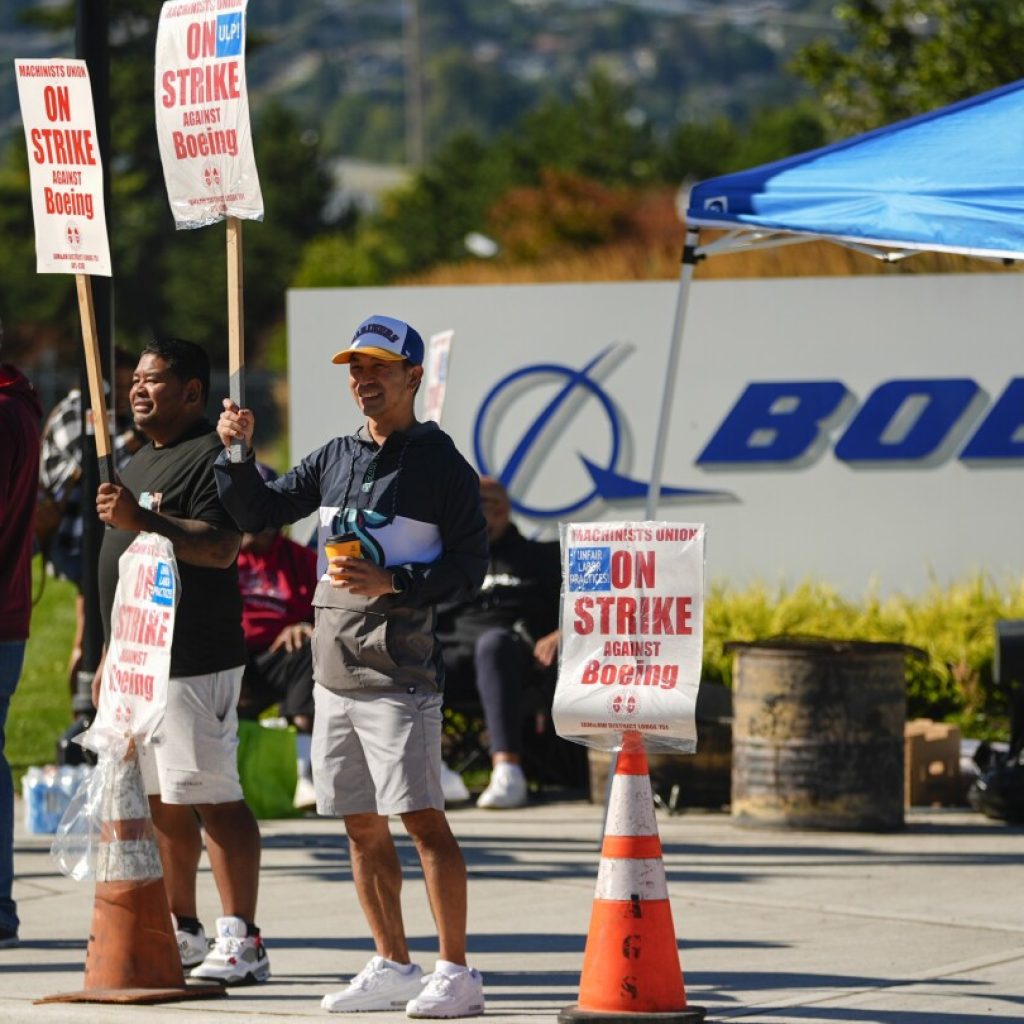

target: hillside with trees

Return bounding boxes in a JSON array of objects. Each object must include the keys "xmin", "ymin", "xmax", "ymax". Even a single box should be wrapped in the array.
[{"xmin": 1, "ymin": 0, "xmax": 1021, "ymax": 372}]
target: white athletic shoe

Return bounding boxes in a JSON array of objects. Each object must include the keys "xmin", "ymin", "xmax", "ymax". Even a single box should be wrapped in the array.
[
  {"xmin": 175, "ymin": 923, "xmax": 209, "ymax": 968},
  {"xmin": 440, "ymin": 761, "xmax": 470, "ymax": 804},
  {"xmin": 406, "ymin": 963, "xmax": 485, "ymax": 1018},
  {"xmin": 322, "ymin": 956, "xmax": 425, "ymax": 1012},
  {"xmin": 476, "ymin": 762, "xmax": 528, "ymax": 809},
  {"xmin": 294, "ymin": 775, "xmax": 318, "ymax": 810},
  {"xmin": 190, "ymin": 916, "xmax": 270, "ymax": 985}
]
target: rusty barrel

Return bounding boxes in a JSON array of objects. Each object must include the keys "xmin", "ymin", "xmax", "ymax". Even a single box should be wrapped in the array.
[{"xmin": 729, "ymin": 639, "xmax": 908, "ymax": 831}]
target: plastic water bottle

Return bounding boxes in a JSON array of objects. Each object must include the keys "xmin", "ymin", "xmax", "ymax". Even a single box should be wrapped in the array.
[
  {"xmin": 22, "ymin": 765, "xmax": 73, "ymax": 834},
  {"xmin": 22, "ymin": 767, "xmax": 51, "ymax": 833}
]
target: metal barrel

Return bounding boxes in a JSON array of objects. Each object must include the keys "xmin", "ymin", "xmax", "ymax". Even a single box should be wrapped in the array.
[{"xmin": 729, "ymin": 639, "xmax": 908, "ymax": 831}]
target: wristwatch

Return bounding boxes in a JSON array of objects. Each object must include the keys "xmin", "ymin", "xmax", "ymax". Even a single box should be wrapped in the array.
[{"xmin": 391, "ymin": 572, "xmax": 406, "ymax": 595}]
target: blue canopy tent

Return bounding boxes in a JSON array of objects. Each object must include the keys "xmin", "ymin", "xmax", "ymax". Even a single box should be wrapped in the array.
[{"xmin": 646, "ymin": 78, "xmax": 1024, "ymax": 515}]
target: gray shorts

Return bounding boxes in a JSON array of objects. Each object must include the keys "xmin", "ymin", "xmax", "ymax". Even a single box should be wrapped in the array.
[
  {"xmin": 138, "ymin": 667, "xmax": 245, "ymax": 805},
  {"xmin": 311, "ymin": 684, "xmax": 445, "ymax": 816}
]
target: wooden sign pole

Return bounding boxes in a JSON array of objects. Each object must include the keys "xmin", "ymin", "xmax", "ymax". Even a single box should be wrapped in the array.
[
  {"xmin": 226, "ymin": 215, "xmax": 246, "ymax": 462},
  {"xmin": 76, "ymin": 273, "xmax": 115, "ymax": 483}
]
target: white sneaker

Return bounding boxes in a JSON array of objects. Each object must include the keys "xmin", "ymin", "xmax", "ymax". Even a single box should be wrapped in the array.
[
  {"xmin": 175, "ymin": 923, "xmax": 208, "ymax": 968},
  {"xmin": 294, "ymin": 775, "xmax": 317, "ymax": 810},
  {"xmin": 406, "ymin": 963, "xmax": 485, "ymax": 1018},
  {"xmin": 476, "ymin": 762, "xmax": 528, "ymax": 809},
  {"xmin": 322, "ymin": 956, "xmax": 425, "ymax": 1012},
  {"xmin": 440, "ymin": 761, "xmax": 470, "ymax": 804},
  {"xmin": 190, "ymin": 916, "xmax": 270, "ymax": 985}
]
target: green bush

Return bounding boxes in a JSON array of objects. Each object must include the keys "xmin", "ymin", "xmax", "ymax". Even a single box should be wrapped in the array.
[{"xmin": 703, "ymin": 575, "xmax": 1024, "ymax": 738}]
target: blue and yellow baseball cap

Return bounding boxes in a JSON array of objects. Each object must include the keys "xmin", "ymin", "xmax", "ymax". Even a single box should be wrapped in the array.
[{"xmin": 331, "ymin": 315, "xmax": 425, "ymax": 366}]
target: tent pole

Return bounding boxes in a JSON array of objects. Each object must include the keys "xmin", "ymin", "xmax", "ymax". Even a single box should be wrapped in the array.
[{"xmin": 646, "ymin": 227, "xmax": 701, "ymax": 519}]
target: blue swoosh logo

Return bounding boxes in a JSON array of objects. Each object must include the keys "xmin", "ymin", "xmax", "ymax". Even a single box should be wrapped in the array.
[{"xmin": 579, "ymin": 457, "xmax": 733, "ymax": 501}]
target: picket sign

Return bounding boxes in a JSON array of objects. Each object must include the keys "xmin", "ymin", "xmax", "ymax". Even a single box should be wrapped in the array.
[
  {"xmin": 15, "ymin": 59, "xmax": 112, "ymax": 276},
  {"xmin": 422, "ymin": 330, "xmax": 455, "ymax": 425},
  {"xmin": 87, "ymin": 534, "xmax": 179, "ymax": 756},
  {"xmin": 16, "ymin": 58, "xmax": 116, "ymax": 481},
  {"xmin": 154, "ymin": 0, "xmax": 263, "ymax": 228},
  {"xmin": 553, "ymin": 521, "xmax": 705, "ymax": 754},
  {"xmin": 155, "ymin": 0, "xmax": 263, "ymax": 461}
]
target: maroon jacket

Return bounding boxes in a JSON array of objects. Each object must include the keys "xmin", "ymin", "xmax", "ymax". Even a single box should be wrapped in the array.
[{"xmin": 0, "ymin": 364, "xmax": 42, "ymax": 641}]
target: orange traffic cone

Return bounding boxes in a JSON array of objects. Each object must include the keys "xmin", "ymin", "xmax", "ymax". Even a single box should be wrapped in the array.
[
  {"xmin": 38, "ymin": 749, "xmax": 225, "ymax": 1005},
  {"xmin": 561, "ymin": 732, "xmax": 705, "ymax": 1023}
]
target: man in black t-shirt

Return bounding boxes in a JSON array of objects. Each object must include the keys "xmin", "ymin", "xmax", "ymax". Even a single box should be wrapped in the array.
[{"xmin": 94, "ymin": 338, "xmax": 268, "ymax": 986}]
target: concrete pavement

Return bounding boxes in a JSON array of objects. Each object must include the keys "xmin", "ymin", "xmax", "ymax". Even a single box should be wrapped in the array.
[{"xmin": 2, "ymin": 794, "xmax": 1022, "ymax": 1023}]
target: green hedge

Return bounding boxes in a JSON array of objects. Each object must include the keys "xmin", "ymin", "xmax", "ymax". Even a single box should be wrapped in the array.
[{"xmin": 703, "ymin": 575, "xmax": 1024, "ymax": 738}]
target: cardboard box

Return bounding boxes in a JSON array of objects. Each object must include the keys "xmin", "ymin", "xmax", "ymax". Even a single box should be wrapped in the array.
[{"xmin": 904, "ymin": 718, "xmax": 961, "ymax": 807}]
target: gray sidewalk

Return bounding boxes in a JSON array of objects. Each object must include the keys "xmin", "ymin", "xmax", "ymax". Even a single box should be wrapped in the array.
[{"xmin": 2, "ymin": 796, "xmax": 1022, "ymax": 1023}]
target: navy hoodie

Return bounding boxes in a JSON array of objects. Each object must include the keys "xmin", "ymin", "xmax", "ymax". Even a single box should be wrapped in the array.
[{"xmin": 215, "ymin": 421, "xmax": 487, "ymax": 692}]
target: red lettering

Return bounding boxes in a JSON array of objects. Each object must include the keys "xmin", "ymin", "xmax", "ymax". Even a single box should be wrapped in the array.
[
  {"xmin": 577, "ymin": 662, "xmax": 680, "ymax": 689},
  {"xmin": 617, "ymin": 596, "xmax": 636, "ymax": 634},
  {"xmin": 573, "ymin": 597, "xmax": 593, "ymax": 635},
  {"xmin": 635, "ymin": 550, "xmax": 655, "ymax": 587},
  {"xmin": 161, "ymin": 69, "xmax": 177, "ymax": 108},
  {"xmin": 166, "ymin": 61, "xmax": 242, "ymax": 107},
  {"xmin": 186, "ymin": 21, "xmax": 217, "ymax": 59},
  {"xmin": 649, "ymin": 597, "xmax": 672, "ymax": 633},
  {"xmin": 595, "ymin": 596, "xmax": 615, "ymax": 633},
  {"xmin": 157, "ymin": 612, "xmax": 170, "ymax": 648},
  {"xmin": 676, "ymin": 595, "xmax": 693, "ymax": 635},
  {"xmin": 611, "ymin": 550, "xmax": 631, "ymax": 589},
  {"xmin": 28, "ymin": 127, "xmax": 96, "ymax": 165},
  {"xmin": 43, "ymin": 85, "xmax": 71, "ymax": 122}
]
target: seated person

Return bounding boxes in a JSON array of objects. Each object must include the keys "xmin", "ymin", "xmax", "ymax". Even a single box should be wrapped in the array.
[
  {"xmin": 437, "ymin": 476, "xmax": 561, "ymax": 809},
  {"xmin": 236, "ymin": 463, "xmax": 318, "ymax": 807}
]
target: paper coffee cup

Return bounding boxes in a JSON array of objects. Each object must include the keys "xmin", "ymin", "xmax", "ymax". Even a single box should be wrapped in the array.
[{"xmin": 325, "ymin": 533, "xmax": 362, "ymax": 560}]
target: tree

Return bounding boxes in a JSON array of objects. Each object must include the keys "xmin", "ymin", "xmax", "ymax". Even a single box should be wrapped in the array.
[
  {"xmin": 502, "ymin": 72, "xmax": 659, "ymax": 187},
  {"xmin": 292, "ymin": 71, "xmax": 666, "ymax": 287},
  {"xmin": 1, "ymin": 2, "xmax": 332, "ymax": 366},
  {"xmin": 792, "ymin": 0, "xmax": 1024, "ymax": 136}
]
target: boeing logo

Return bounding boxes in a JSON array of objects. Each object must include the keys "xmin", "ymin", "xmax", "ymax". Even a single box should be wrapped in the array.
[
  {"xmin": 472, "ymin": 353, "xmax": 1023, "ymax": 521},
  {"xmin": 698, "ymin": 378, "xmax": 1024, "ymax": 465},
  {"xmin": 473, "ymin": 344, "xmax": 730, "ymax": 519}
]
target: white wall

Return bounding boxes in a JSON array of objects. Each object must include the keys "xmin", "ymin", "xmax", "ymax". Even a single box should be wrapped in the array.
[{"xmin": 287, "ymin": 275, "xmax": 1023, "ymax": 597}]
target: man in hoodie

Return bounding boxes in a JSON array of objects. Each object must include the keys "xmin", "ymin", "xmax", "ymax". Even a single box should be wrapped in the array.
[
  {"xmin": 215, "ymin": 314, "xmax": 488, "ymax": 1019},
  {"xmin": 0, "ymin": 320, "xmax": 42, "ymax": 949}
]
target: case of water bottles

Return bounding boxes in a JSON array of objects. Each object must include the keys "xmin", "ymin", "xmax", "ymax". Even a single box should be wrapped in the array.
[{"xmin": 22, "ymin": 764, "xmax": 93, "ymax": 835}]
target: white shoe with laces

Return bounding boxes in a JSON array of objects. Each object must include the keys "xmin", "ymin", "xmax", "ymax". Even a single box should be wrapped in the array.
[
  {"xmin": 190, "ymin": 915, "xmax": 270, "ymax": 985},
  {"xmin": 440, "ymin": 761, "xmax": 470, "ymax": 804},
  {"xmin": 406, "ymin": 962, "xmax": 485, "ymax": 1018},
  {"xmin": 175, "ymin": 923, "xmax": 208, "ymax": 968},
  {"xmin": 476, "ymin": 762, "xmax": 528, "ymax": 809},
  {"xmin": 322, "ymin": 956, "xmax": 425, "ymax": 1012}
]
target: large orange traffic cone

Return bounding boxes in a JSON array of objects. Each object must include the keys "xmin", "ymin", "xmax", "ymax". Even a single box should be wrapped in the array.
[
  {"xmin": 38, "ymin": 748, "xmax": 225, "ymax": 1005},
  {"xmin": 561, "ymin": 732, "xmax": 705, "ymax": 1023}
]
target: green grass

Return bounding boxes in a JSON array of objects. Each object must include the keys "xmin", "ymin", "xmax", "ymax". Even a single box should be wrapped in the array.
[{"xmin": 8, "ymin": 557, "xmax": 76, "ymax": 784}]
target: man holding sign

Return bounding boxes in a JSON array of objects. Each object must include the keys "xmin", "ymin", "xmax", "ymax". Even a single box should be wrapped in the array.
[
  {"xmin": 215, "ymin": 315, "xmax": 488, "ymax": 1017},
  {"xmin": 93, "ymin": 338, "xmax": 269, "ymax": 985}
]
